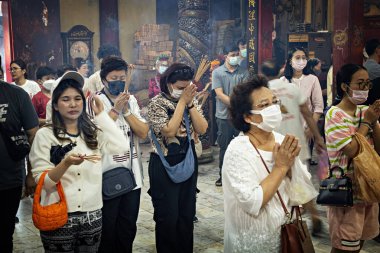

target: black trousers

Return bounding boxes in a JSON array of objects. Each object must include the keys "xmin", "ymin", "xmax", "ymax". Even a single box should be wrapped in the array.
[
  {"xmin": 216, "ymin": 118, "xmax": 239, "ymax": 176},
  {"xmin": 148, "ymin": 150, "xmax": 198, "ymax": 253},
  {"xmin": 0, "ymin": 186, "xmax": 22, "ymax": 253},
  {"xmin": 98, "ymin": 188, "xmax": 141, "ymax": 253}
]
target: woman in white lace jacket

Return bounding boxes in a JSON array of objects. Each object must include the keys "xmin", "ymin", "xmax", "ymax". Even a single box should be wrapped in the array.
[{"xmin": 222, "ymin": 75, "xmax": 314, "ymax": 253}]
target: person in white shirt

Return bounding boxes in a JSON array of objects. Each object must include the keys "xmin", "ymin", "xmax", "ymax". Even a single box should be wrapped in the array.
[
  {"xmin": 262, "ymin": 59, "xmax": 325, "ymax": 236},
  {"xmin": 87, "ymin": 56, "xmax": 149, "ymax": 253},
  {"xmin": 83, "ymin": 45, "xmax": 122, "ymax": 95},
  {"xmin": 223, "ymin": 75, "xmax": 314, "ymax": 252},
  {"xmin": 29, "ymin": 71, "xmax": 129, "ymax": 252},
  {"xmin": 10, "ymin": 59, "xmax": 40, "ymax": 98}
]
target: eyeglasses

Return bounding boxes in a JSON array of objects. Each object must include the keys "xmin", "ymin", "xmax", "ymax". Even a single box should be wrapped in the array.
[
  {"xmin": 253, "ymin": 98, "xmax": 281, "ymax": 109},
  {"xmin": 9, "ymin": 67, "xmax": 21, "ymax": 72},
  {"xmin": 350, "ymin": 80, "xmax": 372, "ymax": 90}
]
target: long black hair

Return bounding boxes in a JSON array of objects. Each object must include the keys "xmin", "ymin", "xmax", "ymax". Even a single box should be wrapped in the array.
[
  {"xmin": 284, "ymin": 47, "xmax": 313, "ymax": 82},
  {"xmin": 159, "ymin": 63, "xmax": 194, "ymax": 95},
  {"xmin": 333, "ymin": 64, "xmax": 367, "ymax": 105},
  {"xmin": 51, "ymin": 79, "xmax": 99, "ymax": 150}
]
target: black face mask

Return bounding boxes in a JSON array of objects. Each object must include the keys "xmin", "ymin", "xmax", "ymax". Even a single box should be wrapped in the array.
[{"xmin": 106, "ymin": 80, "xmax": 125, "ymax": 96}]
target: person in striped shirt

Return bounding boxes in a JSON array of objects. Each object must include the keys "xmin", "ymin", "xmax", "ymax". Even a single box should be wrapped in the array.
[{"xmin": 325, "ymin": 63, "xmax": 380, "ymax": 252}]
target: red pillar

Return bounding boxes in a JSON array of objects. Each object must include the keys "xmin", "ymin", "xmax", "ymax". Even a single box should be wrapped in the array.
[
  {"xmin": 99, "ymin": 0, "xmax": 119, "ymax": 48},
  {"xmin": 332, "ymin": 0, "xmax": 364, "ymax": 97},
  {"xmin": 258, "ymin": 0, "xmax": 273, "ymax": 66}
]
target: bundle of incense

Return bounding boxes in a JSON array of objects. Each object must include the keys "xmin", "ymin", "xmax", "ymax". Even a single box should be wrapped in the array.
[
  {"xmin": 202, "ymin": 82, "xmax": 212, "ymax": 92},
  {"xmin": 194, "ymin": 55, "xmax": 211, "ymax": 82},
  {"xmin": 83, "ymin": 154, "xmax": 101, "ymax": 163}
]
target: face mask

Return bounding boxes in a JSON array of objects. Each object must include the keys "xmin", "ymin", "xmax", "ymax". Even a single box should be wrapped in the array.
[
  {"xmin": 346, "ymin": 87, "xmax": 369, "ymax": 105},
  {"xmin": 228, "ymin": 56, "xmax": 239, "ymax": 66},
  {"xmin": 42, "ymin": 79, "xmax": 55, "ymax": 91},
  {"xmin": 106, "ymin": 80, "xmax": 125, "ymax": 96},
  {"xmin": 314, "ymin": 69, "xmax": 321, "ymax": 76},
  {"xmin": 250, "ymin": 104, "xmax": 283, "ymax": 132},
  {"xmin": 240, "ymin": 49, "xmax": 247, "ymax": 58},
  {"xmin": 291, "ymin": 59, "xmax": 307, "ymax": 71},
  {"xmin": 158, "ymin": 66, "xmax": 168, "ymax": 74},
  {"xmin": 171, "ymin": 86, "xmax": 183, "ymax": 99}
]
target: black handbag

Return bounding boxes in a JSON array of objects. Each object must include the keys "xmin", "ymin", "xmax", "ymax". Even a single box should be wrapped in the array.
[
  {"xmin": 102, "ymin": 132, "xmax": 137, "ymax": 200},
  {"xmin": 316, "ymin": 167, "xmax": 353, "ymax": 207}
]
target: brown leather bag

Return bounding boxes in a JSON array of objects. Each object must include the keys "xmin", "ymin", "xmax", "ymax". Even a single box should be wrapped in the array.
[
  {"xmin": 280, "ymin": 206, "xmax": 315, "ymax": 253},
  {"xmin": 353, "ymin": 133, "xmax": 380, "ymax": 202},
  {"xmin": 32, "ymin": 171, "xmax": 68, "ymax": 231},
  {"xmin": 250, "ymin": 139, "xmax": 315, "ymax": 253}
]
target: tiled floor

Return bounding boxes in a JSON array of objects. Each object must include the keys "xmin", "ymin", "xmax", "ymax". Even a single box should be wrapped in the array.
[{"xmin": 13, "ymin": 144, "xmax": 380, "ymax": 252}]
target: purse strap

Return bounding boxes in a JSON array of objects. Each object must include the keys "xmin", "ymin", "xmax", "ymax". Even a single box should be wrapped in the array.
[
  {"xmin": 34, "ymin": 171, "xmax": 66, "ymax": 205},
  {"xmin": 247, "ymin": 135, "xmax": 290, "ymax": 217},
  {"xmin": 150, "ymin": 109, "xmax": 192, "ymax": 167}
]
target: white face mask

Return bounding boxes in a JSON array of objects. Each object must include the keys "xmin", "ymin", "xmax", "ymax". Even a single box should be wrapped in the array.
[
  {"xmin": 171, "ymin": 85, "xmax": 183, "ymax": 99},
  {"xmin": 158, "ymin": 66, "xmax": 168, "ymax": 74},
  {"xmin": 346, "ymin": 87, "xmax": 369, "ymax": 105},
  {"xmin": 42, "ymin": 79, "xmax": 55, "ymax": 91},
  {"xmin": 250, "ymin": 104, "xmax": 283, "ymax": 132},
  {"xmin": 240, "ymin": 49, "xmax": 247, "ymax": 58},
  {"xmin": 228, "ymin": 56, "xmax": 239, "ymax": 66},
  {"xmin": 291, "ymin": 59, "xmax": 307, "ymax": 71}
]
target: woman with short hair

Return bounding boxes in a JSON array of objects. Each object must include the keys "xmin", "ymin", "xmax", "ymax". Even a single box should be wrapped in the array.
[{"xmin": 147, "ymin": 63, "xmax": 208, "ymax": 253}]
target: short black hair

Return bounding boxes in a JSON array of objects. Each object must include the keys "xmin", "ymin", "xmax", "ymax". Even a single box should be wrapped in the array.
[
  {"xmin": 306, "ymin": 58, "xmax": 321, "ymax": 75},
  {"xmin": 223, "ymin": 43, "xmax": 240, "ymax": 55},
  {"xmin": 57, "ymin": 64, "xmax": 76, "ymax": 77},
  {"xmin": 159, "ymin": 63, "xmax": 194, "ymax": 95},
  {"xmin": 74, "ymin": 57, "xmax": 87, "ymax": 69},
  {"xmin": 237, "ymin": 37, "xmax": 247, "ymax": 47},
  {"xmin": 230, "ymin": 75, "xmax": 269, "ymax": 133},
  {"xmin": 36, "ymin": 66, "xmax": 55, "ymax": 80},
  {"xmin": 261, "ymin": 60, "xmax": 281, "ymax": 78},
  {"xmin": 100, "ymin": 56, "xmax": 128, "ymax": 81},
  {"xmin": 365, "ymin": 39, "xmax": 380, "ymax": 56},
  {"xmin": 97, "ymin": 44, "xmax": 121, "ymax": 60}
]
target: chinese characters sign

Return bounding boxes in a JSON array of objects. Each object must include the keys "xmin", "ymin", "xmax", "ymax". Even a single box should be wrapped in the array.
[{"xmin": 247, "ymin": 0, "xmax": 258, "ymax": 76}]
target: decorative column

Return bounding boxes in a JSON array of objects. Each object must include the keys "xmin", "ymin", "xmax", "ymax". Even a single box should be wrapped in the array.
[
  {"xmin": 332, "ymin": 0, "xmax": 364, "ymax": 99},
  {"xmin": 247, "ymin": 0, "xmax": 274, "ymax": 75},
  {"xmin": 177, "ymin": 0, "xmax": 214, "ymax": 163},
  {"xmin": 99, "ymin": 0, "xmax": 119, "ymax": 48}
]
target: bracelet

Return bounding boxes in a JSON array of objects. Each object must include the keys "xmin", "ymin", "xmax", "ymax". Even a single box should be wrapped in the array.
[
  {"xmin": 361, "ymin": 121, "xmax": 373, "ymax": 131},
  {"xmin": 123, "ymin": 110, "xmax": 132, "ymax": 117},
  {"xmin": 188, "ymin": 103, "xmax": 195, "ymax": 110},
  {"xmin": 111, "ymin": 108, "xmax": 120, "ymax": 116}
]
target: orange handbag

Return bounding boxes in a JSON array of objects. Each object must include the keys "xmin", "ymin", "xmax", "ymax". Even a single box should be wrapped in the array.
[{"xmin": 32, "ymin": 171, "xmax": 68, "ymax": 231}]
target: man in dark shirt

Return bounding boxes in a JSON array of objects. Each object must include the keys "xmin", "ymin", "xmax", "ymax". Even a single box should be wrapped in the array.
[{"xmin": 0, "ymin": 81, "xmax": 38, "ymax": 252}]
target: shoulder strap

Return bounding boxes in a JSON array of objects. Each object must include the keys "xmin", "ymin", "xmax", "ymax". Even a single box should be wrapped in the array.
[
  {"xmin": 248, "ymin": 137, "xmax": 290, "ymax": 216},
  {"xmin": 150, "ymin": 110, "xmax": 191, "ymax": 166}
]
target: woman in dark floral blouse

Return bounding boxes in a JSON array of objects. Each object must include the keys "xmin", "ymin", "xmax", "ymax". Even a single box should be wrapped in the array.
[{"xmin": 147, "ymin": 63, "xmax": 208, "ymax": 253}]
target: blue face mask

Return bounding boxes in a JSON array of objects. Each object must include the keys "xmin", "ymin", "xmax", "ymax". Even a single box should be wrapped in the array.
[{"xmin": 106, "ymin": 80, "xmax": 125, "ymax": 96}]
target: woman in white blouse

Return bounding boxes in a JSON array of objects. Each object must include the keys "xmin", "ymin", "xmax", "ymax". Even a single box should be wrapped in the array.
[
  {"xmin": 223, "ymin": 75, "xmax": 313, "ymax": 253},
  {"xmin": 29, "ymin": 71, "xmax": 129, "ymax": 252}
]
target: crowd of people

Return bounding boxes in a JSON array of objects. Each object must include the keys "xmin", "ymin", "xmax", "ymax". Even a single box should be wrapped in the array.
[{"xmin": 0, "ymin": 37, "xmax": 379, "ymax": 253}]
